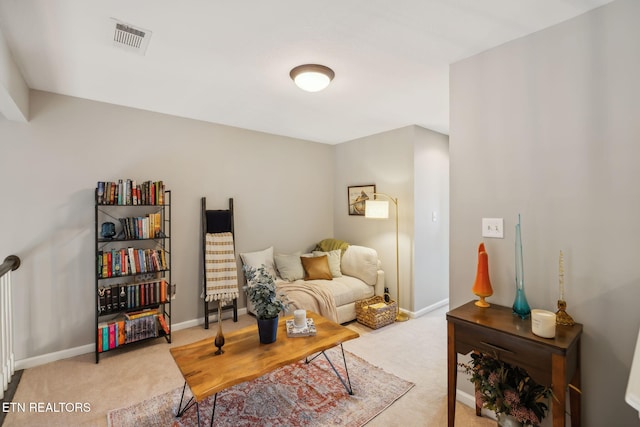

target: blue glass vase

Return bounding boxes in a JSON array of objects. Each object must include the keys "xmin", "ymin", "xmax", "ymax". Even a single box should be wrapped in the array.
[{"xmin": 513, "ymin": 215, "xmax": 531, "ymax": 319}]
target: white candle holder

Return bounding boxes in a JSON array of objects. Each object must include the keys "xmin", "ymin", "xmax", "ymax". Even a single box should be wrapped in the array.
[{"xmin": 294, "ymin": 309, "xmax": 307, "ymax": 328}]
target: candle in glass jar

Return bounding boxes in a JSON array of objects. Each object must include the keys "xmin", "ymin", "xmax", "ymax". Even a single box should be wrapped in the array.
[{"xmin": 532, "ymin": 309, "xmax": 556, "ymax": 338}]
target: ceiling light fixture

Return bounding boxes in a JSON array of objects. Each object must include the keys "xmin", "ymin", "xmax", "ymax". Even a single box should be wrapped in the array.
[{"xmin": 289, "ymin": 64, "xmax": 335, "ymax": 92}]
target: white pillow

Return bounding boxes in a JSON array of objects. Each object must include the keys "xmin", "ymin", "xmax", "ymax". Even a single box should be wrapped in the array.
[
  {"xmin": 274, "ymin": 252, "xmax": 304, "ymax": 281},
  {"xmin": 340, "ymin": 245, "xmax": 378, "ymax": 285},
  {"xmin": 240, "ymin": 246, "xmax": 276, "ymax": 278},
  {"xmin": 312, "ymin": 249, "xmax": 342, "ymax": 278}
]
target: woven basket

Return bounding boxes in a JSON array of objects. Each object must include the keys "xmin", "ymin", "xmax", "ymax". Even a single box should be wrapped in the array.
[{"xmin": 355, "ymin": 296, "xmax": 397, "ymax": 329}]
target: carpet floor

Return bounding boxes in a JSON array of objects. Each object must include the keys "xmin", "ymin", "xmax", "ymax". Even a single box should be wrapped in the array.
[
  {"xmin": 107, "ymin": 348, "xmax": 413, "ymax": 427},
  {"xmin": 3, "ymin": 306, "xmax": 495, "ymax": 426}
]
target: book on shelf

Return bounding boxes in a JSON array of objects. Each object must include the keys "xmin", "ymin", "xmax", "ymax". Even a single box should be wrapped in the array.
[
  {"xmin": 286, "ymin": 318, "xmax": 317, "ymax": 337},
  {"xmin": 118, "ymin": 285, "xmax": 127, "ymax": 309},
  {"xmin": 98, "ymin": 287, "xmax": 107, "ymax": 313},
  {"xmin": 125, "ymin": 308, "xmax": 158, "ymax": 320},
  {"xmin": 116, "ymin": 213, "xmax": 164, "ymax": 239},
  {"xmin": 99, "ymin": 280, "xmax": 169, "ymax": 314},
  {"xmin": 157, "ymin": 314, "xmax": 170, "ymax": 335},
  {"xmin": 160, "ymin": 279, "xmax": 167, "ymax": 302},
  {"xmin": 104, "ymin": 287, "xmax": 112, "ymax": 312},
  {"xmin": 97, "ymin": 182, "xmax": 105, "ymax": 204},
  {"xmin": 98, "ymin": 247, "xmax": 167, "ymax": 278},
  {"xmin": 108, "ymin": 323, "xmax": 116, "ymax": 349},
  {"xmin": 118, "ymin": 320, "xmax": 126, "ymax": 345},
  {"xmin": 96, "ymin": 180, "xmax": 166, "ymax": 206},
  {"xmin": 102, "ymin": 325, "xmax": 109, "ymax": 352},
  {"xmin": 125, "ymin": 310, "xmax": 159, "ymax": 343},
  {"xmin": 97, "ymin": 317, "xmax": 125, "ymax": 352}
]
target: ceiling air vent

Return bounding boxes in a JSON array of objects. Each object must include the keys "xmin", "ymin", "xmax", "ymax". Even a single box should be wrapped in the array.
[{"xmin": 111, "ymin": 19, "xmax": 152, "ymax": 55}]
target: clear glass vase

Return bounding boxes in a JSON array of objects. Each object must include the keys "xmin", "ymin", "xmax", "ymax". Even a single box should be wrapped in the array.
[{"xmin": 512, "ymin": 215, "xmax": 531, "ymax": 319}]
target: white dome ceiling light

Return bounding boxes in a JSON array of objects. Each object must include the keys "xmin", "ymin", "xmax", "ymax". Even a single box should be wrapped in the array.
[{"xmin": 289, "ymin": 64, "xmax": 335, "ymax": 92}]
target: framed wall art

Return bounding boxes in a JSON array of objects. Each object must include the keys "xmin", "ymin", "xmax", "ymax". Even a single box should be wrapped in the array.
[{"xmin": 348, "ymin": 184, "xmax": 376, "ymax": 216}]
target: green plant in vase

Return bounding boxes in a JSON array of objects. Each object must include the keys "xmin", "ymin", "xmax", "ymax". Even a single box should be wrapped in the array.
[
  {"xmin": 243, "ymin": 265, "xmax": 290, "ymax": 343},
  {"xmin": 243, "ymin": 265, "xmax": 289, "ymax": 319}
]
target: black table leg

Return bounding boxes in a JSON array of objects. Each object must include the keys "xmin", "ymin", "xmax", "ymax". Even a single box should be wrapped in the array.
[
  {"xmin": 175, "ymin": 381, "xmax": 197, "ymax": 417},
  {"xmin": 306, "ymin": 344, "xmax": 354, "ymax": 395}
]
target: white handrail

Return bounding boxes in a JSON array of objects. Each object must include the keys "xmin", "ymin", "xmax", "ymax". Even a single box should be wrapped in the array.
[
  {"xmin": 0, "ymin": 255, "xmax": 20, "ymax": 399},
  {"xmin": 627, "ymin": 328, "xmax": 640, "ymax": 419}
]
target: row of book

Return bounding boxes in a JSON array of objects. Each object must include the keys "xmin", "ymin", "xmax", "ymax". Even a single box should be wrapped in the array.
[
  {"xmin": 97, "ymin": 309, "xmax": 170, "ymax": 352},
  {"xmin": 96, "ymin": 180, "xmax": 165, "ymax": 206},
  {"xmin": 116, "ymin": 213, "xmax": 163, "ymax": 240},
  {"xmin": 98, "ymin": 280, "xmax": 169, "ymax": 314},
  {"xmin": 98, "ymin": 248, "xmax": 167, "ymax": 278}
]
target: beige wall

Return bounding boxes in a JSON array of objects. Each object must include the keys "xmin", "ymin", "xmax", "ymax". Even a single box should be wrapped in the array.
[
  {"xmin": 333, "ymin": 125, "xmax": 449, "ymax": 314},
  {"xmin": 0, "ymin": 90, "xmax": 334, "ymax": 362},
  {"xmin": 450, "ymin": 0, "xmax": 640, "ymax": 424},
  {"xmin": 413, "ymin": 126, "xmax": 449, "ymax": 311}
]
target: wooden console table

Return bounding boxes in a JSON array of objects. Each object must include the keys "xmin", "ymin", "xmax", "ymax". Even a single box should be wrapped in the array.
[{"xmin": 447, "ymin": 301, "xmax": 582, "ymax": 427}]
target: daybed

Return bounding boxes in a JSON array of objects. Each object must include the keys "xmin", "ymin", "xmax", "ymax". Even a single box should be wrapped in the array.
[{"xmin": 240, "ymin": 239, "xmax": 385, "ymax": 324}]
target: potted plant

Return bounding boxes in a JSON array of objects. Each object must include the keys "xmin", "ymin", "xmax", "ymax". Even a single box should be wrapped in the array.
[
  {"xmin": 459, "ymin": 352, "xmax": 553, "ymax": 426},
  {"xmin": 243, "ymin": 264, "xmax": 289, "ymax": 344}
]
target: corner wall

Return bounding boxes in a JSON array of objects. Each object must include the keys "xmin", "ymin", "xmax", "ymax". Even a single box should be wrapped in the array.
[
  {"xmin": 414, "ymin": 126, "xmax": 449, "ymax": 310},
  {"xmin": 333, "ymin": 125, "xmax": 449, "ymax": 314},
  {"xmin": 450, "ymin": 0, "xmax": 640, "ymax": 424}
]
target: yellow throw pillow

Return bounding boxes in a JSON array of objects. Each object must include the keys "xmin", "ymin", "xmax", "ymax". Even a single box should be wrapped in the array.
[{"xmin": 300, "ymin": 255, "xmax": 333, "ymax": 281}]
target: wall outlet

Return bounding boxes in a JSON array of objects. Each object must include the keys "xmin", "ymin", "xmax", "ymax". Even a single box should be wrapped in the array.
[{"xmin": 482, "ymin": 218, "xmax": 504, "ymax": 238}]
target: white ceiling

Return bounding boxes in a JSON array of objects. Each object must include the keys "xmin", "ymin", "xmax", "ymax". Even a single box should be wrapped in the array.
[{"xmin": 0, "ymin": 0, "xmax": 614, "ymax": 144}]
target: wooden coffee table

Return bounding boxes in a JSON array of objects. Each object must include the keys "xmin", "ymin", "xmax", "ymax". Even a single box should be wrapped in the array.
[{"xmin": 170, "ymin": 312, "xmax": 359, "ymax": 426}]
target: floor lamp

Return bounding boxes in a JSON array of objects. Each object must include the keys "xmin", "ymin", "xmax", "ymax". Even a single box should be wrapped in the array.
[{"xmin": 365, "ymin": 193, "xmax": 409, "ymax": 322}]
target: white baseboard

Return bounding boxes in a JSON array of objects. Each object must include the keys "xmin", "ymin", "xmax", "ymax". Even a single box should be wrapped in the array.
[
  {"xmin": 15, "ymin": 307, "xmax": 248, "ymax": 370},
  {"xmin": 402, "ymin": 298, "xmax": 449, "ymax": 319},
  {"xmin": 16, "ymin": 344, "xmax": 95, "ymax": 370},
  {"xmin": 173, "ymin": 307, "xmax": 248, "ymax": 330},
  {"xmin": 456, "ymin": 388, "xmax": 497, "ymax": 420}
]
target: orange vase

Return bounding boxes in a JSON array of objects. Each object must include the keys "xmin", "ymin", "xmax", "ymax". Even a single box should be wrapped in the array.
[{"xmin": 472, "ymin": 243, "xmax": 493, "ymax": 307}]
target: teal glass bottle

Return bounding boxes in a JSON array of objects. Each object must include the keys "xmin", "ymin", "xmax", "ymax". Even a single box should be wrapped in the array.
[{"xmin": 513, "ymin": 215, "xmax": 531, "ymax": 319}]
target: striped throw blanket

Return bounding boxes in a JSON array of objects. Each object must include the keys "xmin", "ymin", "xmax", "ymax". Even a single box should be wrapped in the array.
[{"xmin": 204, "ymin": 232, "xmax": 239, "ymax": 303}]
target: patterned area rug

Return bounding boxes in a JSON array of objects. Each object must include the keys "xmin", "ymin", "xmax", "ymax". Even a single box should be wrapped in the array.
[{"xmin": 107, "ymin": 348, "xmax": 414, "ymax": 427}]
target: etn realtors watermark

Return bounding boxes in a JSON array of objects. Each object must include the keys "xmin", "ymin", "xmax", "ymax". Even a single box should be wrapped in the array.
[{"xmin": 2, "ymin": 402, "xmax": 91, "ymax": 413}]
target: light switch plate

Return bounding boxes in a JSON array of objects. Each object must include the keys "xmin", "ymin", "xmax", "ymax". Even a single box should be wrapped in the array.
[{"xmin": 482, "ymin": 218, "xmax": 504, "ymax": 238}]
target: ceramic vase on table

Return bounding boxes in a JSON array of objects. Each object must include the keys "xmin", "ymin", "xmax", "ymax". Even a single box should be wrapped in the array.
[
  {"xmin": 257, "ymin": 316, "xmax": 279, "ymax": 344},
  {"xmin": 472, "ymin": 243, "xmax": 493, "ymax": 307},
  {"xmin": 512, "ymin": 215, "xmax": 531, "ymax": 319}
]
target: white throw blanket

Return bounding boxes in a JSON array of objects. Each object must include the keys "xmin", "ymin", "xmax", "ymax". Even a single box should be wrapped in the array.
[
  {"xmin": 276, "ymin": 280, "xmax": 339, "ymax": 323},
  {"xmin": 204, "ymin": 232, "xmax": 239, "ymax": 303}
]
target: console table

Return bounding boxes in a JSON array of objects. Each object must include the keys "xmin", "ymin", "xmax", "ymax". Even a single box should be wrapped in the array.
[{"xmin": 447, "ymin": 301, "xmax": 582, "ymax": 427}]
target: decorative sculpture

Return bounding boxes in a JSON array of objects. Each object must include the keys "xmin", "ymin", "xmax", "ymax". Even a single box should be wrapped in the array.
[
  {"xmin": 556, "ymin": 250, "xmax": 575, "ymax": 326},
  {"xmin": 472, "ymin": 243, "xmax": 493, "ymax": 307}
]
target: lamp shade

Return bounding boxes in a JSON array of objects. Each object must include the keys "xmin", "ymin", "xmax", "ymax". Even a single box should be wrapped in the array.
[
  {"xmin": 365, "ymin": 200, "xmax": 389, "ymax": 219},
  {"xmin": 290, "ymin": 64, "xmax": 334, "ymax": 92}
]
